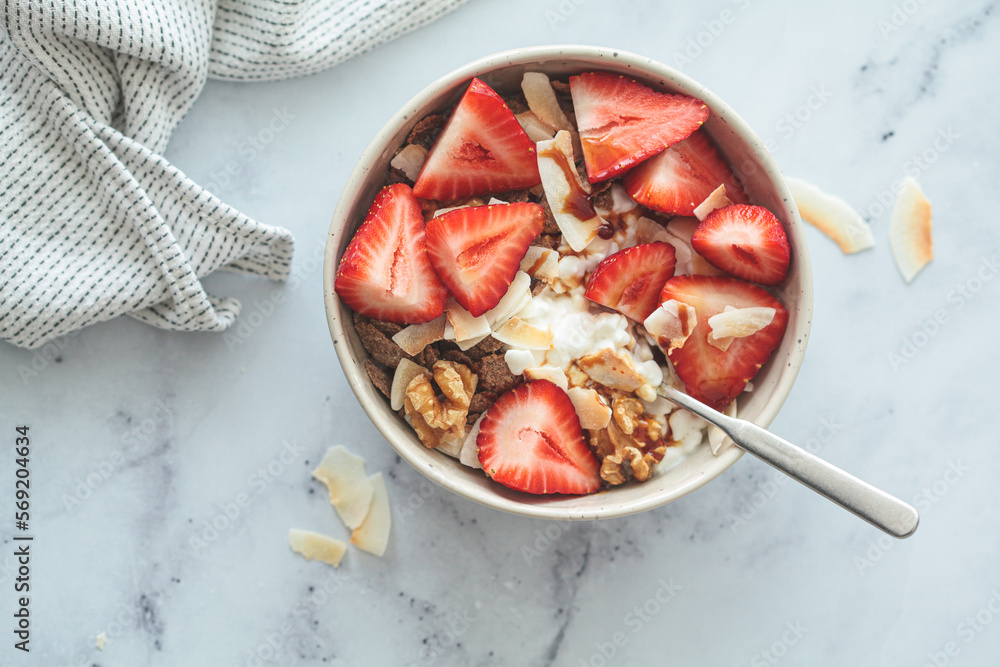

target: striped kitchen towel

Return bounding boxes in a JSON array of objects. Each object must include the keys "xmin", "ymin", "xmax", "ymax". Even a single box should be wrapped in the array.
[{"xmin": 0, "ymin": 0, "xmax": 466, "ymax": 349}]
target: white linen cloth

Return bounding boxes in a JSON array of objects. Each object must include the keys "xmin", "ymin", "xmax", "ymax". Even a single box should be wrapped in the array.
[{"xmin": 0, "ymin": 0, "xmax": 465, "ymax": 349}]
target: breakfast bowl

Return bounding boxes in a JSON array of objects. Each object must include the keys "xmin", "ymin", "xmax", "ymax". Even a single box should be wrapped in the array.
[{"xmin": 323, "ymin": 45, "xmax": 813, "ymax": 520}]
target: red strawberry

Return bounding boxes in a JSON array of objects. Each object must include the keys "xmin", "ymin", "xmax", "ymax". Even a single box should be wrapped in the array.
[
  {"xmin": 584, "ymin": 242, "xmax": 677, "ymax": 322},
  {"xmin": 413, "ymin": 78, "xmax": 541, "ymax": 200},
  {"xmin": 334, "ymin": 184, "xmax": 448, "ymax": 324},
  {"xmin": 691, "ymin": 205, "xmax": 791, "ymax": 285},
  {"xmin": 477, "ymin": 380, "xmax": 601, "ymax": 495},
  {"xmin": 569, "ymin": 71, "xmax": 709, "ymax": 183},
  {"xmin": 660, "ymin": 275, "xmax": 788, "ymax": 411},
  {"xmin": 623, "ymin": 130, "xmax": 748, "ymax": 216},
  {"xmin": 425, "ymin": 202, "xmax": 545, "ymax": 316}
]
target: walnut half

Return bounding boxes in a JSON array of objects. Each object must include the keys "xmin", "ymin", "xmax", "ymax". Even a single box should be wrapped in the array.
[{"xmin": 403, "ymin": 360, "xmax": 478, "ymax": 449}]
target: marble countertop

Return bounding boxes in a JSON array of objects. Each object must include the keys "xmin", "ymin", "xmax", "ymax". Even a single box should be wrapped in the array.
[{"xmin": 3, "ymin": 0, "xmax": 999, "ymax": 665}]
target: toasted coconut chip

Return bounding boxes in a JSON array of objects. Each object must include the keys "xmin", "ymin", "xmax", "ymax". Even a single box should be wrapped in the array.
[
  {"xmin": 390, "ymin": 144, "xmax": 428, "ymax": 182},
  {"xmin": 520, "ymin": 246, "xmax": 559, "ymax": 280},
  {"xmin": 578, "ymin": 347, "xmax": 643, "ymax": 392},
  {"xmin": 665, "ymin": 217, "xmax": 722, "ymax": 276},
  {"xmin": 521, "ymin": 72, "xmax": 574, "ymax": 132},
  {"xmin": 289, "ymin": 529, "xmax": 348, "ymax": 567},
  {"xmin": 488, "ymin": 197, "xmax": 507, "ymax": 205},
  {"xmin": 391, "ymin": 358, "xmax": 431, "ymax": 411},
  {"xmin": 635, "ymin": 216, "xmax": 672, "ymax": 244},
  {"xmin": 492, "ymin": 316, "xmax": 553, "ymax": 350},
  {"xmin": 456, "ymin": 333, "xmax": 490, "ymax": 352},
  {"xmin": 437, "ymin": 432, "xmax": 465, "ymax": 458},
  {"xmin": 693, "ymin": 184, "xmax": 733, "ymax": 221},
  {"xmin": 644, "ymin": 300, "xmax": 697, "ymax": 353},
  {"xmin": 351, "ymin": 472, "xmax": 390, "ymax": 557},
  {"xmin": 537, "ymin": 130, "xmax": 603, "ymax": 252},
  {"xmin": 890, "ymin": 177, "xmax": 933, "ymax": 283},
  {"xmin": 311, "ymin": 446, "xmax": 375, "ymax": 530},
  {"xmin": 485, "ymin": 271, "xmax": 532, "ymax": 328},
  {"xmin": 786, "ymin": 177, "xmax": 875, "ymax": 254},
  {"xmin": 707, "ymin": 305, "xmax": 776, "ymax": 352},
  {"xmin": 459, "ymin": 413, "xmax": 486, "ymax": 469},
  {"xmin": 524, "ymin": 365, "xmax": 569, "ymax": 390},
  {"xmin": 567, "ymin": 386, "xmax": 612, "ymax": 430},
  {"xmin": 446, "ymin": 300, "xmax": 491, "ymax": 342},
  {"xmin": 667, "ymin": 216, "xmax": 699, "ymax": 243},
  {"xmin": 392, "ymin": 315, "xmax": 446, "ymax": 356},
  {"xmin": 516, "ymin": 110, "xmax": 557, "ymax": 143},
  {"xmin": 708, "ymin": 398, "xmax": 737, "ymax": 455}
]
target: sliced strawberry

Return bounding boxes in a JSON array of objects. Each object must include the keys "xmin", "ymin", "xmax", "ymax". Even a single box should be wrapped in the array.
[
  {"xmin": 477, "ymin": 380, "xmax": 601, "ymax": 495},
  {"xmin": 584, "ymin": 242, "xmax": 677, "ymax": 322},
  {"xmin": 691, "ymin": 204, "xmax": 791, "ymax": 285},
  {"xmin": 623, "ymin": 130, "xmax": 748, "ymax": 216},
  {"xmin": 660, "ymin": 275, "xmax": 788, "ymax": 411},
  {"xmin": 569, "ymin": 71, "xmax": 709, "ymax": 183},
  {"xmin": 413, "ymin": 78, "xmax": 541, "ymax": 201},
  {"xmin": 425, "ymin": 202, "xmax": 545, "ymax": 317},
  {"xmin": 334, "ymin": 183, "xmax": 448, "ymax": 324}
]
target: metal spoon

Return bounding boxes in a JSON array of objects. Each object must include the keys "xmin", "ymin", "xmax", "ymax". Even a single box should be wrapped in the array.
[{"xmin": 661, "ymin": 385, "xmax": 919, "ymax": 539}]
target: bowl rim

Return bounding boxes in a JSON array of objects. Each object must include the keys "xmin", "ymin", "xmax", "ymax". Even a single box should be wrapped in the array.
[{"xmin": 323, "ymin": 44, "xmax": 813, "ymax": 520}]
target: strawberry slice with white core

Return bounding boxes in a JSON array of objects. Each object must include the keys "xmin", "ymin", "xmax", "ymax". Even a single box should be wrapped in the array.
[
  {"xmin": 691, "ymin": 204, "xmax": 791, "ymax": 285},
  {"xmin": 425, "ymin": 203, "xmax": 545, "ymax": 317},
  {"xmin": 477, "ymin": 380, "xmax": 601, "ymax": 495},
  {"xmin": 334, "ymin": 183, "xmax": 448, "ymax": 324},
  {"xmin": 569, "ymin": 71, "xmax": 709, "ymax": 183},
  {"xmin": 584, "ymin": 242, "xmax": 677, "ymax": 323},
  {"xmin": 413, "ymin": 78, "xmax": 541, "ymax": 201},
  {"xmin": 660, "ymin": 275, "xmax": 788, "ymax": 411},
  {"xmin": 624, "ymin": 130, "xmax": 748, "ymax": 216}
]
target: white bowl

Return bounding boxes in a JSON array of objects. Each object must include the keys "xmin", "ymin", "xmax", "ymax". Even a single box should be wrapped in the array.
[{"xmin": 323, "ymin": 45, "xmax": 813, "ymax": 520}]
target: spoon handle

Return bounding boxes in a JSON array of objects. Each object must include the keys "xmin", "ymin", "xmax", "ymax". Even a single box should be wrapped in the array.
[{"xmin": 662, "ymin": 387, "xmax": 919, "ymax": 539}]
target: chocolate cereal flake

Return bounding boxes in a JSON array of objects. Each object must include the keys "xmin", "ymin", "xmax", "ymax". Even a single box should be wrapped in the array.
[{"xmin": 365, "ymin": 359, "xmax": 393, "ymax": 398}]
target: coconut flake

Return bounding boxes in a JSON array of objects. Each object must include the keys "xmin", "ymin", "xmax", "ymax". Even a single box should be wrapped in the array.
[
  {"xmin": 350, "ymin": 472, "xmax": 391, "ymax": 557},
  {"xmin": 536, "ymin": 130, "xmax": 603, "ymax": 252},
  {"xmin": 519, "ymin": 246, "xmax": 559, "ymax": 280},
  {"xmin": 484, "ymin": 271, "xmax": 532, "ymax": 328},
  {"xmin": 890, "ymin": 177, "xmax": 933, "ymax": 283},
  {"xmin": 392, "ymin": 315, "xmax": 446, "ymax": 356},
  {"xmin": 707, "ymin": 306, "xmax": 775, "ymax": 351},
  {"xmin": 644, "ymin": 300, "xmax": 697, "ymax": 353},
  {"xmin": 456, "ymin": 334, "xmax": 490, "ymax": 351},
  {"xmin": 635, "ymin": 216, "xmax": 673, "ymax": 244},
  {"xmin": 492, "ymin": 316, "xmax": 553, "ymax": 350},
  {"xmin": 524, "ymin": 366, "xmax": 569, "ymax": 390},
  {"xmin": 667, "ymin": 216, "xmax": 724, "ymax": 276},
  {"xmin": 446, "ymin": 300, "xmax": 491, "ymax": 342},
  {"xmin": 516, "ymin": 111, "xmax": 556, "ymax": 143},
  {"xmin": 786, "ymin": 177, "xmax": 875, "ymax": 254},
  {"xmin": 459, "ymin": 413, "xmax": 486, "ymax": 469},
  {"xmin": 311, "ymin": 446, "xmax": 375, "ymax": 530},
  {"xmin": 390, "ymin": 144, "xmax": 428, "ymax": 182},
  {"xmin": 567, "ymin": 387, "xmax": 612, "ymax": 429},
  {"xmin": 693, "ymin": 184, "xmax": 733, "ymax": 221},
  {"xmin": 521, "ymin": 72, "xmax": 573, "ymax": 132},
  {"xmin": 578, "ymin": 347, "xmax": 644, "ymax": 391},
  {"xmin": 437, "ymin": 432, "xmax": 465, "ymax": 458},
  {"xmin": 289, "ymin": 529, "xmax": 348, "ymax": 567},
  {"xmin": 390, "ymin": 359, "xmax": 431, "ymax": 411}
]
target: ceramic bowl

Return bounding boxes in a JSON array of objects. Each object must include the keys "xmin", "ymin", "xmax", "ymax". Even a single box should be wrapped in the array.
[{"xmin": 323, "ymin": 45, "xmax": 812, "ymax": 520}]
